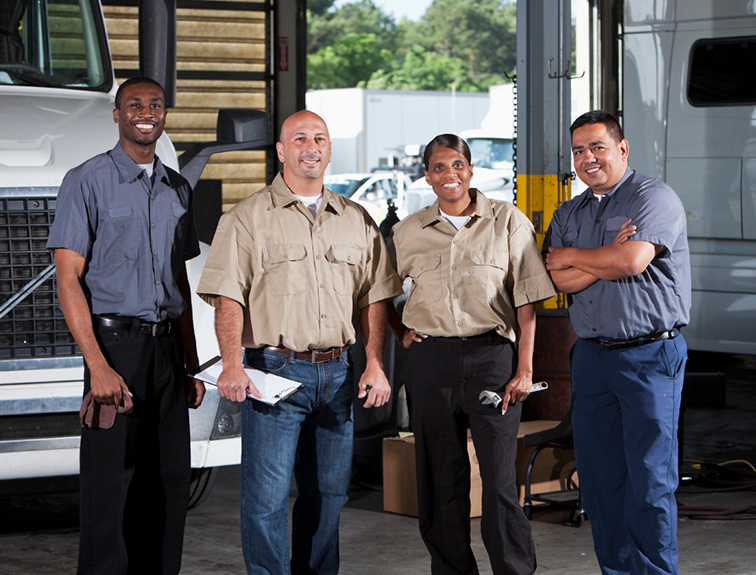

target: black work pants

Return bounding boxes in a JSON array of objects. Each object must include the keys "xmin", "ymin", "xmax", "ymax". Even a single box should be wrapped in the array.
[
  {"xmin": 405, "ymin": 332, "xmax": 536, "ymax": 575},
  {"xmin": 78, "ymin": 322, "xmax": 190, "ymax": 575}
]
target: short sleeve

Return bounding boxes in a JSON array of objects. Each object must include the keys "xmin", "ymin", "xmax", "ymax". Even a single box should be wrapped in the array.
[
  {"xmin": 627, "ymin": 182, "xmax": 686, "ymax": 251},
  {"xmin": 46, "ymin": 168, "xmax": 95, "ymax": 258},
  {"xmin": 356, "ymin": 217, "xmax": 402, "ymax": 309},
  {"xmin": 196, "ymin": 210, "xmax": 255, "ymax": 307},
  {"xmin": 508, "ymin": 209, "xmax": 556, "ymax": 307}
]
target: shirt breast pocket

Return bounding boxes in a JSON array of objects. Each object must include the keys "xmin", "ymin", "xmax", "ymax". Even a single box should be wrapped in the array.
[
  {"xmin": 604, "ymin": 215, "xmax": 630, "ymax": 245},
  {"xmin": 100, "ymin": 206, "xmax": 142, "ymax": 263},
  {"xmin": 561, "ymin": 230, "xmax": 578, "ymax": 247},
  {"xmin": 467, "ymin": 249, "xmax": 507, "ymax": 300},
  {"xmin": 263, "ymin": 243, "xmax": 308, "ymax": 296},
  {"xmin": 326, "ymin": 244, "xmax": 363, "ymax": 296},
  {"xmin": 408, "ymin": 254, "xmax": 443, "ymax": 303}
]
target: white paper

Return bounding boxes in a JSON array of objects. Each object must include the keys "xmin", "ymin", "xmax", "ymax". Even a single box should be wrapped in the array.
[{"xmin": 194, "ymin": 356, "xmax": 302, "ymax": 406}]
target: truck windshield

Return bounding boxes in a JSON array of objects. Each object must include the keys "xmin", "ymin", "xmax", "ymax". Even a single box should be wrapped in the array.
[
  {"xmin": 0, "ymin": 0, "xmax": 110, "ymax": 90},
  {"xmin": 468, "ymin": 138, "xmax": 514, "ymax": 170}
]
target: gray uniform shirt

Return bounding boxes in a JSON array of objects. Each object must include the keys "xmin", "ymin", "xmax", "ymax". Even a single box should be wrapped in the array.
[
  {"xmin": 543, "ymin": 168, "xmax": 691, "ymax": 340},
  {"xmin": 47, "ymin": 143, "xmax": 200, "ymax": 322}
]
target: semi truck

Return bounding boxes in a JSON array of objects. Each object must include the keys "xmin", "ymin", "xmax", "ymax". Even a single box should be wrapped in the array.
[{"xmin": 0, "ymin": 0, "xmax": 301, "ymax": 504}]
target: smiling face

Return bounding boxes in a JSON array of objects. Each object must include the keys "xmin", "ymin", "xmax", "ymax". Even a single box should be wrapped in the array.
[
  {"xmin": 113, "ymin": 82, "xmax": 166, "ymax": 162},
  {"xmin": 424, "ymin": 146, "xmax": 474, "ymax": 215},
  {"xmin": 276, "ymin": 111, "xmax": 331, "ymax": 193},
  {"xmin": 571, "ymin": 122, "xmax": 629, "ymax": 195}
]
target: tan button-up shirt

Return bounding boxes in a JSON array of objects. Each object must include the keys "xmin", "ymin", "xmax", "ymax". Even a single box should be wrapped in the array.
[
  {"xmin": 390, "ymin": 190, "xmax": 555, "ymax": 341},
  {"xmin": 197, "ymin": 173, "xmax": 402, "ymax": 351}
]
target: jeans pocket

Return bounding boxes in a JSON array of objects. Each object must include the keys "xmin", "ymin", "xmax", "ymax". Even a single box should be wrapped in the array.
[{"xmin": 245, "ymin": 349, "xmax": 289, "ymax": 373}]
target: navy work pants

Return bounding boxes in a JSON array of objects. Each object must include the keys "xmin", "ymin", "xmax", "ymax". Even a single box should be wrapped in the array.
[{"xmin": 571, "ymin": 335, "xmax": 687, "ymax": 575}]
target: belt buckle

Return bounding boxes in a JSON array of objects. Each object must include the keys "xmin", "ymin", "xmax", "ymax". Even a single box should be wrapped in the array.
[
  {"xmin": 151, "ymin": 323, "xmax": 158, "ymax": 337},
  {"xmin": 310, "ymin": 350, "xmax": 318, "ymax": 363}
]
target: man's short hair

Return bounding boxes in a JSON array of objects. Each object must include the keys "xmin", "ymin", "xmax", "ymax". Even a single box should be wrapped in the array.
[
  {"xmin": 114, "ymin": 76, "xmax": 166, "ymax": 110},
  {"xmin": 570, "ymin": 110, "xmax": 624, "ymax": 143}
]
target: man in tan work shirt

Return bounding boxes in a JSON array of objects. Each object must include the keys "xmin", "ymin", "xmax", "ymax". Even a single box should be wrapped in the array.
[{"xmin": 196, "ymin": 110, "xmax": 401, "ymax": 575}]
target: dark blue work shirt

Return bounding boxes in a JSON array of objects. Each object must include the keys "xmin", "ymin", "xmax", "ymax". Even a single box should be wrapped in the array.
[
  {"xmin": 47, "ymin": 143, "xmax": 200, "ymax": 322},
  {"xmin": 543, "ymin": 168, "xmax": 691, "ymax": 340}
]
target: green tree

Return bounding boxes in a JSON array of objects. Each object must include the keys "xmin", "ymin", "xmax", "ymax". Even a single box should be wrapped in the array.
[
  {"xmin": 408, "ymin": 0, "xmax": 516, "ymax": 84},
  {"xmin": 308, "ymin": 0, "xmax": 335, "ymax": 17},
  {"xmin": 363, "ymin": 46, "xmax": 471, "ymax": 91},
  {"xmin": 308, "ymin": 0, "xmax": 397, "ymax": 55},
  {"xmin": 308, "ymin": 33, "xmax": 394, "ymax": 90}
]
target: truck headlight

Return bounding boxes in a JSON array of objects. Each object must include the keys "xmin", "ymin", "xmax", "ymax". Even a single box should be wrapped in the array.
[{"xmin": 210, "ymin": 398, "xmax": 241, "ymax": 439}]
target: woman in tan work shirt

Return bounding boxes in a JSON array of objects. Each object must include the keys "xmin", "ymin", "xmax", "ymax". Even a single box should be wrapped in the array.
[{"xmin": 388, "ymin": 134, "xmax": 555, "ymax": 575}]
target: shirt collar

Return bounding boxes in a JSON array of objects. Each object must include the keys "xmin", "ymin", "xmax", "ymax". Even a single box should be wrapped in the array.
[
  {"xmin": 420, "ymin": 188, "xmax": 493, "ymax": 228},
  {"xmin": 110, "ymin": 142, "xmax": 169, "ymax": 186},
  {"xmin": 576, "ymin": 167, "xmax": 634, "ymax": 209},
  {"xmin": 270, "ymin": 172, "xmax": 345, "ymax": 216}
]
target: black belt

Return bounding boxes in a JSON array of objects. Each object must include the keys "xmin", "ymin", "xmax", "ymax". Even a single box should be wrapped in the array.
[
  {"xmin": 265, "ymin": 345, "xmax": 348, "ymax": 363},
  {"xmin": 596, "ymin": 329, "xmax": 678, "ymax": 351},
  {"xmin": 95, "ymin": 315, "xmax": 174, "ymax": 337}
]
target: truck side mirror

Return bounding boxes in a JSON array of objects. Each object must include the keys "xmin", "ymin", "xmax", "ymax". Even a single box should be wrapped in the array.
[{"xmin": 179, "ymin": 110, "xmax": 271, "ymax": 189}]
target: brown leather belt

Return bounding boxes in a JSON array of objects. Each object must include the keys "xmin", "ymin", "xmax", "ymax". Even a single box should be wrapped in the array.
[{"xmin": 266, "ymin": 345, "xmax": 349, "ymax": 363}]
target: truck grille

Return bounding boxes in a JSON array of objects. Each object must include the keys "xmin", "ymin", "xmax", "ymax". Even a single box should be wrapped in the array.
[{"xmin": 0, "ymin": 197, "xmax": 79, "ymax": 359}]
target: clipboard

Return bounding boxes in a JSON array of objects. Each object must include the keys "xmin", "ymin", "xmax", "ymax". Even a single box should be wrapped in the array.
[{"xmin": 192, "ymin": 356, "xmax": 302, "ymax": 406}]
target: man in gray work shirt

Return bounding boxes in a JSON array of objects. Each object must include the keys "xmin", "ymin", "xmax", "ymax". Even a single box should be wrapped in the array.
[
  {"xmin": 47, "ymin": 76, "xmax": 205, "ymax": 575},
  {"xmin": 543, "ymin": 110, "xmax": 690, "ymax": 575}
]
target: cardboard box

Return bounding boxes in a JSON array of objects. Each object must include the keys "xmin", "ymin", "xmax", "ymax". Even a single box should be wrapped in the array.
[
  {"xmin": 382, "ymin": 422, "xmax": 577, "ymax": 516},
  {"xmin": 382, "ymin": 433, "xmax": 482, "ymax": 518}
]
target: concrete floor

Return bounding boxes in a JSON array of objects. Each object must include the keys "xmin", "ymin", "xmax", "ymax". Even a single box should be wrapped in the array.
[{"xmin": 2, "ymin": 354, "xmax": 755, "ymax": 574}]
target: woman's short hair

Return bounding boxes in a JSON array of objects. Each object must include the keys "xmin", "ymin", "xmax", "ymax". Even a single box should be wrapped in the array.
[{"xmin": 423, "ymin": 134, "xmax": 472, "ymax": 170}]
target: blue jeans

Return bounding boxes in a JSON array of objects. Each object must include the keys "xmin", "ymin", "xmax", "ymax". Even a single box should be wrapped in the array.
[
  {"xmin": 240, "ymin": 347, "xmax": 354, "ymax": 575},
  {"xmin": 571, "ymin": 334, "xmax": 687, "ymax": 575}
]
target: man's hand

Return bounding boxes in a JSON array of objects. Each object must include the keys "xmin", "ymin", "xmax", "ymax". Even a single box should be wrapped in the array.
[
  {"xmin": 216, "ymin": 362, "xmax": 262, "ymax": 403},
  {"xmin": 186, "ymin": 377, "xmax": 206, "ymax": 409},
  {"xmin": 499, "ymin": 371, "xmax": 533, "ymax": 414},
  {"xmin": 613, "ymin": 219, "xmax": 636, "ymax": 244},
  {"xmin": 89, "ymin": 363, "xmax": 131, "ymax": 406},
  {"xmin": 545, "ymin": 245, "xmax": 572, "ymax": 271},
  {"xmin": 358, "ymin": 363, "xmax": 391, "ymax": 408}
]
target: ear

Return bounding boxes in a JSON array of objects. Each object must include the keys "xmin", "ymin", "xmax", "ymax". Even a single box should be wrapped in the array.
[
  {"xmin": 620, "ymin": 139, "xmax": 629, "ymax": 161},
  {"xmin": 113, "ymin": 108, "xmax": 119, "ymax": 124},
  {"xmin": 276, "ymin": 142, "xmax": 285, "ymax": 163},
  {"xmin": 424, "ymin": 171, "xmax": 430, "ymax": 185}
]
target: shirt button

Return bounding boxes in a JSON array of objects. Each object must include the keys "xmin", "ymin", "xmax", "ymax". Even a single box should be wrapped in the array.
[
  {"xmin": 592, "ymin": 327, "xmax": 597, "ymax": 332},
  {"xmin": 153, "ymin": 251, "xmax": 158, "ymax": 257},
  {"xmin": 156, "ymin": 280, "xmax": 161, "ymax": 285},
  {"xmin": 457, "ymin": 321, "xmax": 463, "ymax": 327},
  {"xmin": 589, "ymin": 300, "xmax": 593, "ymax": 304},
  {"xmin": 453, "ymin": 293, "xmax": 459, "ymax": 299},
  {"xmin": 316, "ymin": 255, "xmax": 321, "ymax": 260},
  {"xmin": 452, "ymin": 264, "xmax": 457, "ymax": 270},
  {"xmin": 321, "ymin": 314, "xmax": 327, "ymax": 319},
  {"xmin": 283, "ymin": 255, "xmax": 288, "ymax": 260},
  {"xmin": 595, "ymin": 219, "xmax": 601, "ymax": 224},
  {"xmin": 151, "ymin": 223, "xmax": 156, "ymax": 228},
  {"xmin": 320, "ymin": 283, "xmax": 325, "ymax": 288},
  {"xmin": 489, "ymin": 259, "xmax": 495, "ymax": 264},
  {"xmin": 453, "ymin": 240, "xmax": 458, "ymax": 244}
]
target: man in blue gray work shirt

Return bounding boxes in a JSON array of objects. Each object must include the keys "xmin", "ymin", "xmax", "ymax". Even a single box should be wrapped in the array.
[
  {"xmin": 543, "ymin": 110, "xmax": 690, "ymax": 575},
  {"xmin": 47, "ymin": 76, "xmax": 205, "ymax": 575}
]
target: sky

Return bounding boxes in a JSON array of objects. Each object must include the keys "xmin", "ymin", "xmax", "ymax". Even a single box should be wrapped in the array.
[{"xmin": 333, "ymin": 0, "xmax": 433, "ymax": 22}]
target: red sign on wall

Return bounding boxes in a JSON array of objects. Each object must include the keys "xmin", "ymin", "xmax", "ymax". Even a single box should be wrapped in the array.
[{"xmin": 278, "ymin": 37, "xmax": 289, "ymax": 72}]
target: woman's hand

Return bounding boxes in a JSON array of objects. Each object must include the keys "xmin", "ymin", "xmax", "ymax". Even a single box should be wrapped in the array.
[{"xmin": 401, "ymin": 328, "xmax": 428, "ymax": 349}]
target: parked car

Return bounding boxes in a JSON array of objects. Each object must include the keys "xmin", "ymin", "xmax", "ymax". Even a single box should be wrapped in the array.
[{"xmin": 324, "ymin": 171, "xmax": 413, "ymax": 223}]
